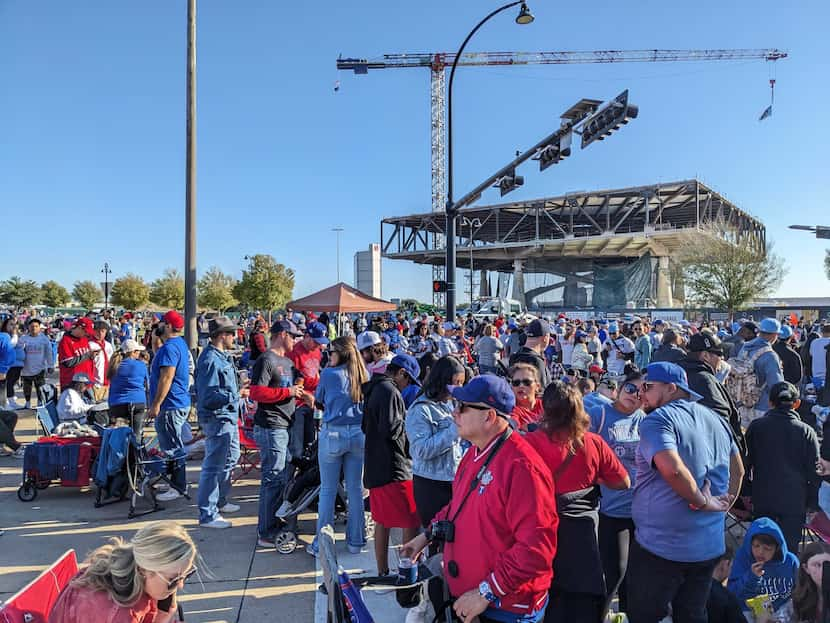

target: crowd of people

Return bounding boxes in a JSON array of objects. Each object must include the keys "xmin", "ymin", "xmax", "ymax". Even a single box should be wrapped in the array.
[{"xmin": 2, "ymin": 305, "xmax": 830, "ymax": 623}]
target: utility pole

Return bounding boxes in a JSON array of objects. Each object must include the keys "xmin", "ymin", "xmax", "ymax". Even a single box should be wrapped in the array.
[
  {"xmin": 184, "ymin": 0, "xmax": 198, "ymax": 352},
  {"xmin": 101, "ymin": 262, "xmax": 111, "ymax": 310},
  {"xmin": 332, "ymin": 227, "xmax": 344, "ymax": 283}
]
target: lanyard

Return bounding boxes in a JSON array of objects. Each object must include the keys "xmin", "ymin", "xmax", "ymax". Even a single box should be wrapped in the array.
[{"xmin": 449, "ymin": 428, "xmax": 512, "ymax": 525}]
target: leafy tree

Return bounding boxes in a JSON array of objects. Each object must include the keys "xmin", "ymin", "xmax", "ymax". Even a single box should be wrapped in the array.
[
  {"xmin": 198, "ymin": 266, "xmax": 238, "ymax": 312},
  {"xmin": 149, "ymin": 268, "xmax": 185, "ymax": 309},
  {"xmin": 0, "ymin": 276, "xmax": 41, "ymax": 308},
  {"xmin": 72, "ymin": 280, "xmax": 103, "ymax": 310},
  {"xmin": 233, "ymin": 254, "xmax": 294, "ymax": 321},
  {"xmin": 825, "ymin": 249, "xmax": 830, "ymax": 281},
  {"xmin": 110, "ymin": 273, "xmax": 150, "ymax": 310},
  {"xmin": 678, "ymin": 221, "xmax": 786, "ymax": 320},
  {"xmin": 40, "ymin": 280, "xmax": 71, "ymax": 307}
]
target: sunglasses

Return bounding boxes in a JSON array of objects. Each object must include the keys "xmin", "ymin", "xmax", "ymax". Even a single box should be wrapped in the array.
[
  {"xmin": 156, "ymin": 566, "xmax": 198, "ymax": 591},
  {"xmin": 456, "ymin": 402, "xmax": 490, "ymax": 412},
  {"xmin": 640, "ymin": 382, "xmax": 665, "ymax": 393},
  {"xmin": 622, "ymin": 382, "xmax": 641, "ymax": 395},
  {"xmin": 510, "ymin": 379, "xmax": 534, "ymax": 387}
]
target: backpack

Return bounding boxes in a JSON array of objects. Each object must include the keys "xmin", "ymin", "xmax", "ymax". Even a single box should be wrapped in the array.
[{"xmin": 724, "ymin": 344, "xmax": 772, "ymax": 408}]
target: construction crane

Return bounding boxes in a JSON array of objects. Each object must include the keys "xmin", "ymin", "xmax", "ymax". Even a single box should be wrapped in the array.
[{"xmin": 337, "ymin": 48, "xmax": 787, "ymax": 306}]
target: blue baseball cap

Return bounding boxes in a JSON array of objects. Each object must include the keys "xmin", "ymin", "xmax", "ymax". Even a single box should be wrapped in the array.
[
  {"xmin": 598, "ymin": 319, "xmax": 608, "ymax": 326},
  {"xmin": 779, "ymin": 325, "xmax": 793, "ymax": 339},
  {"xmin": 608, "ymin": 323, "xmax": 620, "ymax": 333},
  {"xmin": 759, "ymin": 317, "xmax": 781, "ymax": 334},
  {"xmin": 306, "ymin": 321, "xmax": 329, "ymax": 345},
  {"xmin": 653, "ymin": 319, "xmax": 665, "ymax": 326},
  {"xmin": 645, "ymin": 362, "xmax": 703, "ymax": 402},
  {"xmin": 390, "ymin": 353, "xmax": 421, "ymax": 386},
  {"xmin": 270, "ymin": 319, "xmax": 303, "ymax": 337},
  {"xmin": 451, "ymin": 375, "xmax": 515, "ymax": 416}
]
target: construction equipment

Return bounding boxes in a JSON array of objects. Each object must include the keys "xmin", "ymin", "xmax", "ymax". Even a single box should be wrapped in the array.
[{"xmin": 337, "ymin": 48, "xmax": 787, "ymax": 308}]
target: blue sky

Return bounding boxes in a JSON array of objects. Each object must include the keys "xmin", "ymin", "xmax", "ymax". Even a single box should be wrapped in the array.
[{"xmin": 1, "ymin": 1, "xmax": 828, "ymax": 302}]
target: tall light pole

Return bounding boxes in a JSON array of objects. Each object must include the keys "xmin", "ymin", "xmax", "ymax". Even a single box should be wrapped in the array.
[
  {"xmin": 445, "ymin": 2, "xmax": 534, "ymax": 321},
  {"xmin": 184, "ymin": 0, "xmax": 198, "ymax": 352},
  {"xmin": 460, "ymin": 217, "xmax": 481, "ymax": 306},
  {"xmin": 332, "ymin": 226, "xmax": 344, "ymax": 283},
  {"xmin": 101, "ymin": 262, "xmax": 111, "ymax": 310}
]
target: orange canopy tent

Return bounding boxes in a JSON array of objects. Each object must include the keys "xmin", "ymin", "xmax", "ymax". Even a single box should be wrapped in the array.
[{"xmin": 286, "ymin": 282, "xmax": 397, "ymax": 314}]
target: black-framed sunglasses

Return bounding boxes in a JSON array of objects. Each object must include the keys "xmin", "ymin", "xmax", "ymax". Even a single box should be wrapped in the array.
[
  {"xmin": 157, "ymin": 566, "xmax": 198, "ymax": 590},
  {"xmin": 510, "ymin": 379, "xmax": 534, "ymax": 387},
  {"xmin": 456, "ymin": 402, "xmax": 490, "ymax": 412},
  {"xmin": 641, "ymin": 382, "xmax": 664, "ymax": 393},
  {"xmin": 622, "ymin": 382, "xmax": 641, "ymax": 395}
]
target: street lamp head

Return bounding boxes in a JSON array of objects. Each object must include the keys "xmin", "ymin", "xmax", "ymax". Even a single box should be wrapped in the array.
[{"xmin": 515, "ymin": 3, "xmax": 534, "ymax": 25}]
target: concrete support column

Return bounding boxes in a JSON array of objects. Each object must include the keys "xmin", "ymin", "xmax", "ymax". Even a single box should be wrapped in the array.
[
  {"xmin": 656, "ymin": 256, "xmax": 673, "ymax": 308},
  {"xmin": 511, "ymin": 259, "xmax": 526, "ymax": 307},
  {"xmin": 479, "ymin": 270, "xmax": 490, "ymax": 298}
]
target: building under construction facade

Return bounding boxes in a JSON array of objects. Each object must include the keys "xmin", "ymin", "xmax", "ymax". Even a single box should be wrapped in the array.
[{"xmin": 380, "ymin": 179, "xmax": 766, "ymax": 310}]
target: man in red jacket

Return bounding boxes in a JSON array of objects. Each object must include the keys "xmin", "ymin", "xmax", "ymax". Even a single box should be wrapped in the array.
[
  {"xmin": 402, "ymin": 375, "xmax": 558, "ymax": 623},
  {"xmin": 58, "ymin": 317, "xmax": 96, "ymax": 393}
]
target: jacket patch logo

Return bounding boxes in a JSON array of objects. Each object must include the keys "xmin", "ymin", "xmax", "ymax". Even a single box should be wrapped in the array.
[{"xmin": 478, "ymin": 469, "xmax": 494, "ymax": 495}]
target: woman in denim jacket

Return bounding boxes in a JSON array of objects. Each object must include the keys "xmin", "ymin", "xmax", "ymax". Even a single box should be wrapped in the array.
[{"xmin": 404, "ymin": 356, "xmax": 466, "ymax": 527}]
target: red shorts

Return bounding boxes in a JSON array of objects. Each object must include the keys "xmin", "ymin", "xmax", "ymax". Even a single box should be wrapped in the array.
[{"xmin": 369, "ymin": 480, "xmax": 420, "ymax": 529}]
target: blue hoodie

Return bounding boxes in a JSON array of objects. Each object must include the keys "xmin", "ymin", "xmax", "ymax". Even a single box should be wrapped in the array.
[
  {"xmin": 737, "ymin": 337, "xmax": 785, "ymax": 411},
  {"xmin": 727, "ymin": 517, "xmax": 798, "ymax": 613}
]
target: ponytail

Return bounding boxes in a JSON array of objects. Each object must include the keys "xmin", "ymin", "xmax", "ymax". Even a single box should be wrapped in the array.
[{"xmin": 108, "ymin": 350, "xmax": 126, "ymax": 380}]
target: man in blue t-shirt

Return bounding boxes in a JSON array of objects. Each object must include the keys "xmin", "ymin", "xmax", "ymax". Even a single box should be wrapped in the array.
[
  {"xmin": 148, "ymin": 310, "xmax": 192, "ymax": 501},
  {"xmin": 627, "ymin": 362, "xmax": 744, "ymax": 623}
]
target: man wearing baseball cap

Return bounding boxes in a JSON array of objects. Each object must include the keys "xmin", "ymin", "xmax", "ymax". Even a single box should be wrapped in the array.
[
  {"xmin": 148, "ymin": 310, "xmax": 192, "ymax": 502},
  {"xmin": 773, "ymin": 324, "xmax": 803, "ymax": 386},
  {"xmin": 362, "ymin": 353, "xmax": 423, "ymax": 576},
  {"xmin": 745, "ymin": 381, "xmax": 820, "ymax": 554},
  {"xmin": 194, "ymin": 317, "xmax": 249, "ymax": 529},
  {"xmin": 288, "ymin": 321, "xmax": 329, "ymax": 459},
  {"xmin": 400, "ymin": 375, "xmax": 557, "ymax": 623},
  {"xmin": 733, "ymin": 317, "xmax": 785, "ymax": 428},
  {"xmin": 627, "ymin": 362, "xmax": 744, "ymax": 622},
  {"xmin": 509, "ymin": 319, "xmax": 552, "ymax": 388},
  {"xmin": 57, "ymin": 317, "xmax": 97, "ymax": 394}
]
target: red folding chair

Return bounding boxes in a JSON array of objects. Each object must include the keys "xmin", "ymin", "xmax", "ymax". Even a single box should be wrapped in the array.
[
  {"xmin": 232, "ymin": 400, "xmax": 260, "ymax": 482},
  {"xmin": 0, "ymin": 550, "xmax": 78, "ymax": 623}
]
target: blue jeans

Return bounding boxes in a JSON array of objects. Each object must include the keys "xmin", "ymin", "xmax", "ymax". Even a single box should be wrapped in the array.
[
  {"xmin": 197, "ymin": 417, "xmax": 240, "ymax": 523},
  {"xmin": 253, "ymin": 425, "xmax": 290, "ymax": 539},
  {"xmin": 154, "ymin": 407, "xmax": 189, "ymax": 492},
  {"xmin": 813, "ymin": 375, "xmax": 826, "ymax": 393},
  {"xmin": 313, "ymin": 424, "xmax": 366, "ymax": 551}
]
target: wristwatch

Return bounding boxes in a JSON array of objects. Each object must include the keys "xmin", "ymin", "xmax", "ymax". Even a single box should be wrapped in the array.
[{"xmin": 479, "ymin": 580, "xmax": 501, "ymax": 607}]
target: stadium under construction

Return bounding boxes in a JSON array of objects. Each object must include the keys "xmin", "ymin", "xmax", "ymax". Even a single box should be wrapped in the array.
[{"xmin": 380, "ymin": 179, "xmax": 766, "ymax": 311}]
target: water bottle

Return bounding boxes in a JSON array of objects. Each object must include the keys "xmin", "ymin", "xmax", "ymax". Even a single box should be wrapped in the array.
[
  {"xmin": 397, "ymin": 557, "xmax": 417, "ymax": 585},
  {"xmin": 313, "ymin": 408, "xmax": 323, "ymax": 421}
]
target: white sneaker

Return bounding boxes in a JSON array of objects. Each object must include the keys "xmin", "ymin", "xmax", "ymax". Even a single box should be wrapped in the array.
[
  {"xmin": 156, "ymin": 489, "xmax": 182, "ymax": 502},
  {"xmin": 404, "ymin": 597, "xmax": 429, "ymax": 623},
  {"xmin": 24, "ymin": 401, "xmax": 31, "ymax": 410},
  {"xmin": 200, "ymin": 516, "xmax": 232, "ymax": 529},
  {"xmin": 12, "ymin": 447, "xmax": 26, "ymax": 459},
  {"xmin": 219, "ymin": 502, "xmax": 240, "ymax": 513}
]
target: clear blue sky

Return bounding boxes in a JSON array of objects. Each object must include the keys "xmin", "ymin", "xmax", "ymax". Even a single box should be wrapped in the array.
[{"xmin": 2, "ymin": 1, "xmax": 828, "ymax": 302}]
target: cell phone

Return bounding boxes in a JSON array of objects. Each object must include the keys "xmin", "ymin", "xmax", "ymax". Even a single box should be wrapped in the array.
[{"xmin": 157, "ymin": 594, "xmax": 174, "ymax": 612}]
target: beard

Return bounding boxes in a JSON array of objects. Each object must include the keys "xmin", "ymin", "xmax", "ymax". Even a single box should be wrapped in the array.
[{"xmin": 642, "ymin": 402, "xmax": 658, "ymax": 414}]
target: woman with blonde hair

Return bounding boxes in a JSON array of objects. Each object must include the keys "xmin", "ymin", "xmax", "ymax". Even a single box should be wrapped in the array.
[
  {"xmin": 309, "ymin": 336, "xmax": 369, "ymax": 556},
  {"xmin": 49, "ymin": 520, "xmax": 198, "ymax": 623}
]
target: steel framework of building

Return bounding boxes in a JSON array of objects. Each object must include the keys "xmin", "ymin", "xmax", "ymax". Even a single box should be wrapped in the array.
[
  {"xmin": 338, "ymin": 49, "xmax": 786, "ymax": 307},
  {"xmin": 380, "ymin": 179, "xmax": 766, "ymax": 307}
]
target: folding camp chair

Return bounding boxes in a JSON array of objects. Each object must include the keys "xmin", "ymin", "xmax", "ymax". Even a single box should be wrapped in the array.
[
  {"xmin": 804, "ymin": 511, "xmax": 830, "ymax": 550},
  {"xmin": 0, "ymin": 550, "xmax": 78, "ymax": 623},
  {"xmin": 232, "ymin": 400, "xmax": 260, "ymax": 482},
  {"xmin": 35, "ymin": 385, "xmax": 59, "ymax": 437}
]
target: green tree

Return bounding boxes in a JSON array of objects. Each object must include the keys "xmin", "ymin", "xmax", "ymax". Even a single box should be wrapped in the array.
[
  {"xmin": 825, "ymin": 249, "xmax": 830, "ymax": 280},
  {"xmin": 40, "ymin": 280, "xmax": 71, "ymax": 307},
  {"xmin": 233, "ymin": 254, "xmax": 294, "ymax": 321},
  {"xmin": 0, "ymin": 276, "xmax": 41, "ymax": 308},
  {"xmin": 72, "ymin": 280, "xmax": 103, "ymax": 310},
  {"xmin": 198, "ymin": 266, "xmax": 238, "ymax": 312},
  {"xmin": 678, "ymin": 221, "xmax": 786, "ymax": 320},
  {"xmin": 110, "ymin": 273, "xmax": 150, "ymax": 310},
  {"xmin": 149, "ymin": 268, "xmax": 185, "ymax": 309}
]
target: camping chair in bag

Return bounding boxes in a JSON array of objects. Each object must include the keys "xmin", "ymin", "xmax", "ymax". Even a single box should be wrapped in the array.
[
  {"xmin": 0, "ymin": 550, "xmax": 78, "ymax": 623},
  {"xmin": 35, "ymin": 384, "xmax": 59, "ymax": 437}
]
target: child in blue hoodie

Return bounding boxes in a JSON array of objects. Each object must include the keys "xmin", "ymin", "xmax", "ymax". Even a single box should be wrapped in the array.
[{"xmin": 728, "ymin": 517, "xmax": 799, "ymax": 615}]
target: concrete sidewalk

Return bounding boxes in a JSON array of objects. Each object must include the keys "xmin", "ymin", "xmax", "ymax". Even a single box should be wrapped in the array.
[{"xmin": 0, "ymin": 407, "xmax": 410, "ymax": 622}]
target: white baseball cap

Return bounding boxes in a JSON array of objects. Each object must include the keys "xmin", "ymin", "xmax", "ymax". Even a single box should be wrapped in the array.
[
  {"xmin": 357, "ymin": 331, "xmax": 382, "ymax": 351},
  {"xmin": 120, "ymin": 339, "xmax": 146, "ymax": 353}
]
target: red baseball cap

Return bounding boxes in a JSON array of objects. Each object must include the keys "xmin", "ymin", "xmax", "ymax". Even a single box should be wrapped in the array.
[
  {"xmin": 589, "ymin": 364, "xmax": 605, "ymax": 375},
  {"xmin": 74, "ymin": 317, "xmax": 94, "ymax": 335},
  {"xmin": 163, "ymin": 310, "xmax": 185, "ymax": 331}
]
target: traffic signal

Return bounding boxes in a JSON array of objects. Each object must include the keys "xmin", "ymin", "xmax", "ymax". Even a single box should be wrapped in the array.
[
  {"xmin": 535, "ymin": 131, "xmax": 572, "ymax": 172},
  {"xmin": 432, "ymin": 280, "xmax": 447, "ymax": 293},
  {"xmin": 581, "ymin": 89, "xmax": 638, "ymax": 149},
  {"xmin": 494, "ymin": 168, "xmax": 524, "ymax": 197}
]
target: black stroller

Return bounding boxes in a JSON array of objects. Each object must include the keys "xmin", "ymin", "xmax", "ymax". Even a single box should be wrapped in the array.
[{"xmin": 93, "ymin": 426, "xmax": 190, "ymax": 519}]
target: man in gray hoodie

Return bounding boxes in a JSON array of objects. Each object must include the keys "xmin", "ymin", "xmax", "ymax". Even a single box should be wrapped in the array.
[
  {"xmin": 18, "ymin": 318, "xmax": 54, "ymax": 409},
  {"xmin": 735, "ymin": 317, "xmax": 784, "ymax": 428}
]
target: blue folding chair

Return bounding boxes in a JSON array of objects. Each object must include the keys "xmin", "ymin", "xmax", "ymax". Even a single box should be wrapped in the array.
[{"xmin": 35, "ymin": 385, "xmax": 60, "ymax": 436}]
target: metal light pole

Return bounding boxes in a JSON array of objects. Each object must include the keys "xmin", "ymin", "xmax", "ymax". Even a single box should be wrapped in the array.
[
  {"xmin": 445, "ymin": 2, "xmax": 533, "ymax": 321},
  {"xmin": 332, "ymin": 226, "xmax": 344, "ymax": 283},
  {"xmin": 101, "ymin": 262, "xmax": 111, "ymax": 310},
  {"xmin": 184, "ymin": 0, "xmax": 198, "ymax": 352},
  {"xmin": 460, "ymin": 217, "xmax": 481, "ymax": 306}
]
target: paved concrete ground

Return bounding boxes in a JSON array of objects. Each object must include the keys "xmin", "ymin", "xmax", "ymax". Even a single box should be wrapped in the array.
[{"xmin": 0, "ymin": 406, "xmax": 410, "ymax": 622}]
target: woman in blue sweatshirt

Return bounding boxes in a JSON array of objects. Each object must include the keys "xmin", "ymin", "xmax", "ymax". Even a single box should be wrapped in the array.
[
  {"xmin": 728, "ymin": 516, "xmax": 799, "ymax": 615},
  {"xmin": 108, "ymin": 339, "xmax": 150, "ymax": 438},
  {"xmin": 312, "ymin": 336, "xmax": 368, "ymax": 555}
]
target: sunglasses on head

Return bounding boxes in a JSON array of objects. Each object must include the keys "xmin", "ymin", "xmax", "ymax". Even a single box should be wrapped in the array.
[
  {"xmin": 622, "ymin": 382, "xmax": 641, "ymax": 395},
  {"xmin": 510, "ymin": 378, "xmax": 534, "ymax": 387}
]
